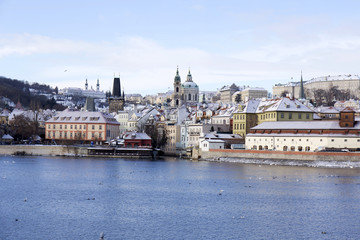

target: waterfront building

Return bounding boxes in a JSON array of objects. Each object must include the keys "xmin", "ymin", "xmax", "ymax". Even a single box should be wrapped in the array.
[
  {"xmin": 45, "ymin": 109, "xmax": 120, "ymax": 144},
  {"xmin": 199, "ymin": 139, "xmax": 225, "ymax": 151},
  {"xmin": 233, "ymin": 98, "xmax": 314, "ymax": 137},
  {"xmin": 123, "ymin": 132, "xmax": 152, "ymax": 148},
  {"xmin": 171, "ymin": 67, "xmax": 199, "ymax": 107},
  {"xmin": 199, "ymin": 132, "xmax": 244, "ymax": 151},
  {"xmin": 245, "ymin": 108, "xmax": 360, "ymax": 152}
]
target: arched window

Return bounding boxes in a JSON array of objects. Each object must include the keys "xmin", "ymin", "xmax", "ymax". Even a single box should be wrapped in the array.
[
  {"xmin": 283, "ymin": 146, "xmax": 288, "ymax": 151},
  {"xmin": 305, "ymin": 146, "xmax": 310, "ymax": 152},
  {"xmin": 264, "ymin": 145, "xmax": 268, "ymax": 150},
  {"xmin": 253, "ymin": 145, "xmax": 257, "ymax": 150},
  {"xmin": 298, "ymin": 146, "xmax": 303, "ymax": 151},
  {"xmin": 195, "ymin": 94, "xmax": 197, "ymax": 101},
  {"xmin": 176, "ymin": 99, "xmax": 179, "ymax": 106},
  {"xmin": 188, "ymin": 94, "xmax": 191, "ymax": 101},
  {"xmin": 176, "ymin": 87, "xmax": 179, "ymax": 92},
  {"xmin": 291, "ymin": 146, "xmax": 295, "ymax": 151},
  {"xmin": 259, "ymin": 145, "xmax": 263, "ymax": 150}
]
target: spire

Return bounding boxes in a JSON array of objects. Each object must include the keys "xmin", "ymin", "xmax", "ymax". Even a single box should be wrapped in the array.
[
  {"xmin": 85, "ymin": 78, "xmax": 88, "ymax": 90},
  {"xmin": 174, "ymin": 66, "xmax": 181, "ymax": 83},
  {"xmin": 96, "ymin": 78, "xmax": 100, "ymax": 91},
  {"xmin": 186, "ymin": 68, "xmax": 193, "ymax": 82},
  {"xmin": 300, "ymin": 70, "xmax": 305, "ymax": 99}
]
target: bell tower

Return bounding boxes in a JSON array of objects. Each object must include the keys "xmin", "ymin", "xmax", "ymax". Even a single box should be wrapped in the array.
[{"xmin": 172, "ymin": 66, "xmax": 182, "ymax": 108}]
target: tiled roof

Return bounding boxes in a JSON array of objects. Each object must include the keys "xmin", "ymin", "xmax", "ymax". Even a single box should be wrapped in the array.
[{"xmin": 251, "ymin": 120, "xmax": 360, "ymax": 130}]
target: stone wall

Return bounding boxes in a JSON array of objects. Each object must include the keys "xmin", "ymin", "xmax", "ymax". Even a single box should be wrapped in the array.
[
  {"xmin": 0, "ymin": 145, "xmax": 88, "ymax": 157},
  {"xmin": 200, "ymin": 149, "xmax": 360, "ymax": 161}
]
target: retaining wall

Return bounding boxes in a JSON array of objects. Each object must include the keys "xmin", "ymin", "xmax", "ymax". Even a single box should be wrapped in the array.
[
  {"xmin": 0, "ymin": 145, "xmax": 88, "ymax": 157},
  {"xmin": 200, "ymin": 149, "xmax": 360, "ymax": 161}
]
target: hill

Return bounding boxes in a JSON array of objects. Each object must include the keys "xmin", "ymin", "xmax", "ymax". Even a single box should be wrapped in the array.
[{"xmin": 0, "ymin": 76, "xmax": 61, "ymax": 110}]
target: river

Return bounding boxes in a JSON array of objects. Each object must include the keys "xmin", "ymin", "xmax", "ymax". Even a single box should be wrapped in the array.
[{"xmin": 1, "ymin": 156, "xmax": 360, "ymax": 239}]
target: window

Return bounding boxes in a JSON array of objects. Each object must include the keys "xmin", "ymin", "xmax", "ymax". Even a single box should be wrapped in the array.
[
  {"xmin": 75, "ymin": 125, "xmax": 77, "ymax": 129},
  {"xmin": 84, "ymin": 125, "xmax": 86, "ymax": 129},
  {"xmin": 53, "ymin": 124, "xmax": 56, "ymax": 129},
  {"xmin": 80, "ymin": 125, "xmax": 82, "ymax": 130},
  {"xmin": 331, "ymin": 139, "xmax": 334, "ymax": 142},
  {"xmin": 99, "ymin": 133, "xmax": 102, "ymax": 138},
  {"xmin": 320, "ymin": 139, "xmax": 322, "ymax": 142},
  {"xmin": 64, "ymin": 132, "xmax": 67, "ymax": 138},
  {"xmin": 53, "ymin": 132, "xmax": 55, "ymax": 137},
  {"xmin": 305, "ymin": 146, "xmax": 310, "ymax": 151},
  {"xmin": 92, "ymin": 125, "xmax": 95, "ymax": 130},
  {"xmin": 60, "ymin": 125, "xmax": 62, "ymax": 129},
  {"xmin": 99, "ymin": 125, "xmax": 102, "ymax": 130},
  {"xmin": 92, "ymin": 133, "xmax": 95, "ymax": 138},
  {"xmin": 289, "ymin": 113, "xmax": 292, "ymax": 119},
  {"xmin": 65, "ymin": 125, "xmax": 67, "ymax": 129},
  {"xmin": 344, "ymin": 139, "xmax": 347, "ymax": 142},
  {"xmin": 70, "ymin": 132, "xmax": 73, "ymax": 138},
  {"xmin": 298, "ymin": 113, "xmax": 302, "ymax": 119},
  {"xmin": 306, "ymin": 114, "xmax": 310, "ymax": 119},
  {"xmin": 59, "ymin": 132, "xmax": 62, "ymax": 137},
  {"xmin": 188, "ymin": 94, "xmax": 191, "ymax": 101},
  {"xmin": 281, "ymin": 113, "xmax": 284, "ymax": 118},
  {"xmin": 70, "ymin": 125, "xmax": 73, "ymax": 129}
]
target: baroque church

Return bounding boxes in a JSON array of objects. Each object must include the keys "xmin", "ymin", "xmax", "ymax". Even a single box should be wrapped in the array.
[{"xmin": 172, "ymin": 67, "xmax": 199, "ymax": 107}]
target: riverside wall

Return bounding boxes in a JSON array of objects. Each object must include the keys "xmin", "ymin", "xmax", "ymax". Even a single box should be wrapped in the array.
[
  {"xmin": 0, "ymin": 145, "xmax": 88, "ymax": 157},
  {"xmin": 200, "ymin": 149, "xmax": 360, "ymax": 161}
]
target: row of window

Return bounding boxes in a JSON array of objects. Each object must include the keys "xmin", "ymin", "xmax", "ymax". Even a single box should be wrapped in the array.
[
  {"xmin": 47, "ymin": 131, "xmax": 102, "ymax": 139},
  {"xmin": 233, "ymin": 123, "xmax": 245, "ymax": 130},
  {"xmin": 252, "ymin": 145, "xmax": 311, "ymax": 152},
  {"xmin": 248, "ymin": 138, "xmax": 360, "ymax": 142},
  {"xmin": 48, "ymin": 124, "xmax": 103, "ymax": 130}
]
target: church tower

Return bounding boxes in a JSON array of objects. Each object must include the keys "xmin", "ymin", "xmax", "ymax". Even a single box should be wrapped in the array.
[
  {"xmin": 96, "ymin": 78, "xmax": 100, "ymax": 91},
  {"xmin": 299, "ymin": 71, "xmax": 305, "ymax": 99},
  {"xmin": 85, "ymin": 78, "xmax": 88, "ymax": 90},
  {"xmin": 109, "ymin": 75, "xmax": 125, "ymax": 113},
  {"xmin": 172, "ymin": 66, "xmax": 182, "ymax": 107}
]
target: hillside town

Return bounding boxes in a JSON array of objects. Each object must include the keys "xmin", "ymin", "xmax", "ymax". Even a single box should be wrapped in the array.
[{"xmin": 1, "ymin": 69, "xmax": 360, "ymax": 157}]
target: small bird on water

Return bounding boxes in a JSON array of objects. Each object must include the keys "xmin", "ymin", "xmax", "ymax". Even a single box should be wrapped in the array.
[{"xmin": 100, "ymin": 232, "xmax": 105, "ymax": 239}]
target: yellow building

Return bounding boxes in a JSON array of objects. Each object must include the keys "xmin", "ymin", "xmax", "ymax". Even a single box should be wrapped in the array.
[
  {"xmin": 233, "ymin": 98, "xmax": 313, "ymax": 137},
  {"xmin": 45, "ymin": 109, "xmax": 119, "ymax": 144}
]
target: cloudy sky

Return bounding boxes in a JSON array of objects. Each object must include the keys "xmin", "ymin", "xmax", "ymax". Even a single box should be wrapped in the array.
[{"xmin": 1, "ymin": 0, "xmax": 360, "ymax": 95}]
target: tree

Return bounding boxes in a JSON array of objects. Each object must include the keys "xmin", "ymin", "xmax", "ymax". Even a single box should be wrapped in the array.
[
  {"xmin": 235, "ymin": 93, "xmax": 242, "ymax": 103},
  {"xmin": 9, "ymin": 115, "xmax": 38, "ymax": 141}
]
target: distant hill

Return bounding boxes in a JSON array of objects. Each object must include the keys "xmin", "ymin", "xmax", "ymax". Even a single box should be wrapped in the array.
[{"xmin": 0, "ymin": 76, "xmax": 61, "ymax": 110}]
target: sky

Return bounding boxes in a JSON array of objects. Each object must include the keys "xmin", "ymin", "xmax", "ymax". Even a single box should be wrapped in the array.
[{"xmin": 1, "ymin": 0, "xmax": 360, "ymax": 95}]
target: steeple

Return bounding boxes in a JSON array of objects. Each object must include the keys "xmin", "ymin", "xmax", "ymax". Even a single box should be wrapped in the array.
[
  {"xmin": 300, "ymin": 71, "xmax": 305, "ymax": 99},
  {"xmin": 186, "ymin": 68, "xmax": 193, "ymax": 82},
  {"xmin": 85, "ymin": 78, "xmax": 88, "ymax": 90},
  {"xmin": 174, "ymin": 66, "xmax": 181, "ymax": 83},
  {"xmin": 96, "ymin": 78, "xmax": 100, "ymax": 91}
]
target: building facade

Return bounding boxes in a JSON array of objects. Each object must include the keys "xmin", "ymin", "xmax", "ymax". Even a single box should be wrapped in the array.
[
  {"xmin": 45, "ymin": 109, "xmax": 119, "ymax": 143},
  {"xmin": 245, "ymin": 109, "xmax": 360, "ymax": 152}
]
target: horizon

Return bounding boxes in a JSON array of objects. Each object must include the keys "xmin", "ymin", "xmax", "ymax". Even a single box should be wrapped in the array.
[{"xmin": 1, "ymin": 0, "xmax": 360, "ymax": 95}]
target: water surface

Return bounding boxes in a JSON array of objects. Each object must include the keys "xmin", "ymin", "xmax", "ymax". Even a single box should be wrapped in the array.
[{"xmin": 1, "ymin": 156, "xmax": 360, "ymax": 239}]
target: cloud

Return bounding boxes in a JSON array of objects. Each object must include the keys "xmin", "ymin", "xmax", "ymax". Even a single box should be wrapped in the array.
[{"xmin": 1, "ymin": 32, "xmax": 360, "ymax": 95}]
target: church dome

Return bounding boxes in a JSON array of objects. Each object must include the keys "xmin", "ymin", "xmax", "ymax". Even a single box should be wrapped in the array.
[{"xmin": 182, "ymin": 81, "xmax": 198, "ymax": 88}]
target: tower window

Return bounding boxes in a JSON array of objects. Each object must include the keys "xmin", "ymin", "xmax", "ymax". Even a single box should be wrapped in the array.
[
  {"xmin": 176, "ymin": 87, "xmax": 179, "ymax": 92},
  {"xmin": 188, "ymin": 94, "xmax": 191, "ymax": 101}
]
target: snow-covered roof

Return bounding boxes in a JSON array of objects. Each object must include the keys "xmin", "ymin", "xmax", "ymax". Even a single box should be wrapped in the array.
[
  {"xmin": 204, "ymin": 133, "xmax": 242, "ymax": 139},
  {"xmin": 46, "ymin": 109, "xmax": 119, "ymax": 125},
  {"xmin": 251, "ymin": 120, "xmax": 360, "ymax": 130},
  {"xmin": 124, "ymin": 132, "xmax": 151, "ymax": 140}
]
